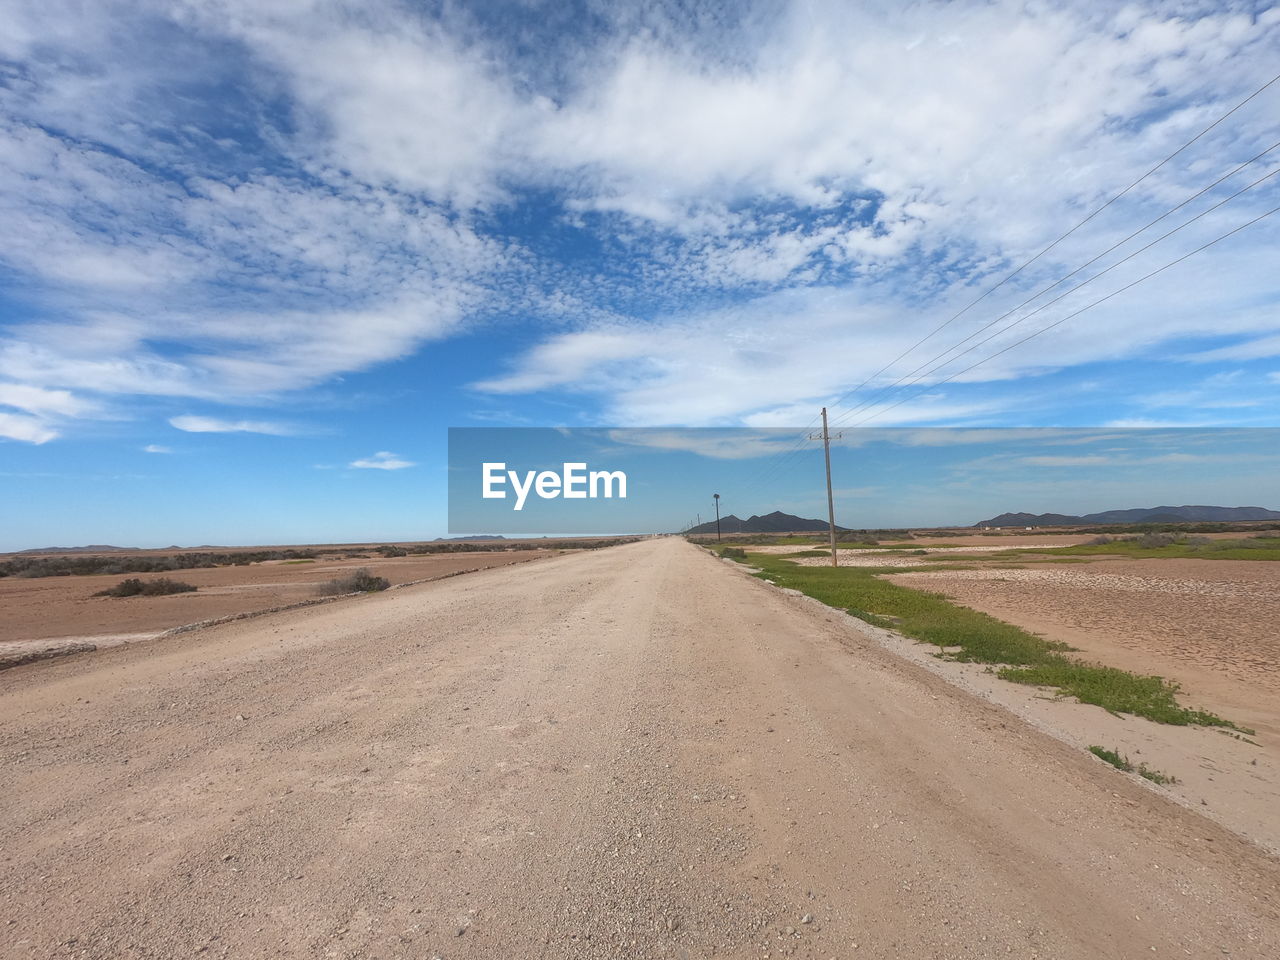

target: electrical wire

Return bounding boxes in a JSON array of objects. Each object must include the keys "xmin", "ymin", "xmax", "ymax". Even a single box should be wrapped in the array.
[{"xmin": 844, "ymin": 203, "xmax": 1280, "ymax": 429}]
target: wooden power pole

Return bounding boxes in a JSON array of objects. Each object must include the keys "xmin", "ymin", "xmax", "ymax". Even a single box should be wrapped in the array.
[{"xmin": 812, "ymin": 407, "xmax": 840, "ymax": 567}]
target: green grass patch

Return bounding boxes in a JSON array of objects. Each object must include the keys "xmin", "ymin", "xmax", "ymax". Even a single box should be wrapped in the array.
[
  {"xmin": 997, "ymin": 535, "xmax": 1280, "ymax": 562},
  {"xmin": 1002, "ymin": 662, "xmax": 1233, "ymax": 728},
  {"xmin": 1088, "ymin": 745, "xmax": 1131, "ymax": 771},
  {"xmin": 1088, "ymin": 746, "xmax": 1178, "ymax": 784},
  {"xmin": 747, "ymin": 553, "xmax": 1068, "ymax": 665},
  {"xmin": 744, "ymin": 551, "xmax": 1246, "ymax": 730}
]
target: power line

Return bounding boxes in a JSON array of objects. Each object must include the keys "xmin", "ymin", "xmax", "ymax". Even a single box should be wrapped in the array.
[
  {"xmin": 830, "ymin": 159, "xmax": 1280, "ymax": 428},
  {"xmin": 829, "ymin": 140, "xmax": 1280, "ymax": 427},
  {"xmin": 843, "ymin": 203, "xmax": 1280, "ymax": 429},
  {"xmin": 821, "ymin": 69, "xmax": 1280, "ymax": 419},
  {"xmin": 728, "ymin": 70, "xmax": 1280, "ymax": 509},
  {"xmin": 718, "ymin": 412, "xmax": 822, "ymax": 513}
]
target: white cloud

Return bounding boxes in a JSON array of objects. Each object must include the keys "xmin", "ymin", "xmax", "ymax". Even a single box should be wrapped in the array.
[
  {"xmin": 0, "ymin": 118, "xmax": 497, "ymax": 400},
  {"xmin": 0, "ymin": 412, "xmax": 58, "ymax": 444},
  {"xmin": 957, "ymin": 446, "xmax": 1275, "ymax": 472},
  {"xmin": 1019, "ymin": 455, "xmax": 1112, "ymax": 467},
  {"xmin": 1192, "ymin": 334, "xmax": 1280, "ymax": 363},
  {"xmin": 0, "ymin": 0, "xmax": 1278, "ymax": 438},
  {"xmin": 169, "ymin": 415, "xmax": 296, "ymax": 435},
  {"xmin": 0, "ymin": 382, "xmax": 93, "ymax": 417},
  {"xmin": 1103, "ymin": 417, "xmax": 1198, "ymax": 428},
  {"xmin": 476, "ymin": 217, "xmax": 1280, "ymax": 425},
  {"xmin": 607, "ymin": 429, "xmax": 798, "ymax": 460},
  {"xmin": 143, "ymin": 444, "xmax": 172, "ymax": 453},
  {"xmin": 0, "ymin": 381, "xmax": 99, "ymax": 444},
  {"xmin": 529, "ymin": 3, "xmax": 1278, "ymax": 261},
  {"xmin": 177, "ymin": 0, "xmax": 522, "ymax": 208},
  {"xmin": 349, "ymin": 451, "xmax": 414, "ymax": 470}
]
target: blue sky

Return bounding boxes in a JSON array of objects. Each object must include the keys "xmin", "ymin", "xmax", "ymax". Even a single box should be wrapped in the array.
[{"xmin": 1, "ymin": 1, "xmax": 1279, "ymax": 548}]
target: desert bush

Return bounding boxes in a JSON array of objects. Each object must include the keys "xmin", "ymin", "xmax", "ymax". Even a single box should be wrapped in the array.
[
  {"xmin": 3, "ymin": 548, "xmax": 323, "ymax": 580},
  {"xmin": 1136, "ymin": 532, "xmax": 1180, "ymax": 548},
  {"xmin": 94, "ymin": 577, "xmax": 198, "ymax": 598},
  {"xmin": 316, "ymin": 567, "xmax": 391, "ymax": 596},
  {"xmin": 1086, "ymin": 535, "xmax": 1113, "ymax": 546}
]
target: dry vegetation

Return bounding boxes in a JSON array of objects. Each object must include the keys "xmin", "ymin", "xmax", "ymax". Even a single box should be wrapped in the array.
[
  {"xmin": 0, "ymin": 542, "xmax": 612, "ymax": 653},
  {"xmin": 706, "ymin": 529, "xmax": 1280, "ymax": 729}
]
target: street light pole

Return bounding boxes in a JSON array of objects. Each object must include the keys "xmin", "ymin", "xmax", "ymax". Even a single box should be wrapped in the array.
[{"xmin": 713, "ymin": 493, "xmax": 721, "ymax": 542}]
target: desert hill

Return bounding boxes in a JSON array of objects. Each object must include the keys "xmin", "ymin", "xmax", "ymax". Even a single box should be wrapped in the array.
[
  {"xmin": 686, "ymin": 510, "xmax": 843, "ymax": 534},
  {"xmin": 975, "ymin": 505, "xmax": 1280, "ymax": 527}
]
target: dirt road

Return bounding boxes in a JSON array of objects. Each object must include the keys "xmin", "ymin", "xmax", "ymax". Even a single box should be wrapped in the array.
[{"xmin": 2, "ymin": 539, "xmax": 1277, "ymax": 959}]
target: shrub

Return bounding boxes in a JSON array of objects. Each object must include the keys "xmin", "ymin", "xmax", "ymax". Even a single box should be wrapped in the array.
[
  {"xmin": 1088, "ymin": 745, "xmax": 1178, "ymax": 784},
  {"xmin": 719, "ymin": 547, "xmax": 748, "ymax": 560},
  {"xmin": 1136, "ymin": 532, "xmax": 1180, "ymax": 548},
  {"xmin": 95, "ymin": 577, "xmax": 198, "ymax": 598},
  {"xmin": 1086, "ymin": 535, "xmax": 1113, "ymax": 545},
  {"xmin": 3, "ymin": 548, "xmax": 323, "ymax": 580},
  {"xmin": 316, "ymin": 567, "xmax": 391, "ymax": 596}
]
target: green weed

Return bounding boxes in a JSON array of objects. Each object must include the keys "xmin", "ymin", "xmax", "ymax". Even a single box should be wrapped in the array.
[
  {"xmin": 744, "ymin": 552, "xmax": 1246, "ymax": 730},
  {"xmin": 1088, "ymin": 746, "xmax": 1178, "ymax": 784},
  {"xmin": 995, "ymin": 535, "xmax": 1280, "ymax": 562}
]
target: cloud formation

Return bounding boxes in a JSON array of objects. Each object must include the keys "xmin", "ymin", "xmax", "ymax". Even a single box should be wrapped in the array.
[
  {"xmin": 349, "ymin": 451, "xmax": 414, "ymax": 470},
  {"xmin": 1, "ymin": 0, "xmax": 1278, "ymax": 441},
  {"xmin": 169, "ymin": 415, "xmax": 295, "ymax": 435}
]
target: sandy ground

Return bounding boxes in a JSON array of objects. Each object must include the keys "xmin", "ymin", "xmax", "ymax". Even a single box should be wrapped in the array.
[
  {"xmin": 903, "ymin": 533, "xmax": 1100, "ymax": 547},
  {"xmin": 0, "ymin": 551, "xmax": 554, "ymax": 649},
  {"xmin": 2, "ymin": 538, "xmax": 1278, "ymax": 959},
  {"xmin": 886, "ymin": 558, "xmax": 1280, "ymax": 850},
  {"xmin": 748, "ymin": 544, "xmax": 1078, "ymax": 567},
  {"xmin": 889, "ymin": 558, "xmax": 1280, "ymax": 720}
]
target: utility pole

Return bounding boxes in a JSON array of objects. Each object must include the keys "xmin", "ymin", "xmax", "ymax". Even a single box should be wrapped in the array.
[
  {"xmin": 809, "ymin": 407, "xmax": 841, "ymax": 567},
  {"xmin": 713, "ymin": 493, "xmax": 721, "ymax": 542}
]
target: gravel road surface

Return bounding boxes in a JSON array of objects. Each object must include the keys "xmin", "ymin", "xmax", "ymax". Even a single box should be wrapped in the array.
[{"xmin": 2, "ymin": 538, "xmax": 1277, "ymax": 959}]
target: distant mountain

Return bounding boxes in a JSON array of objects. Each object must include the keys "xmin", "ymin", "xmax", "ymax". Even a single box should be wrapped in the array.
[
  {"xmin": 687, "ymin": 510, "xmax": 844, "ymax": 534},
  {"xmin": 975, "ymin": 505, "xmax": 1280, "ymax": 527},
  {"xmin": 14, "ymin": 544, "xmax": 141, "ymax": 554}
]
